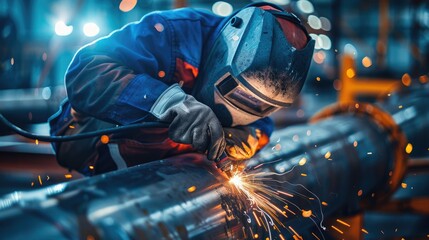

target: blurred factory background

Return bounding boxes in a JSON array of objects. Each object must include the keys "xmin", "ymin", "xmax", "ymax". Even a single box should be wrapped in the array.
[{"xmin": 0, "ymin": 0, "xmax": 428, "ymax": 239}]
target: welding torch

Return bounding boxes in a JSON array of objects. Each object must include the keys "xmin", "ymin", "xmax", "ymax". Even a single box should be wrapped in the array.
[{"xmin": 214, "ymin": 152, "xmax": 234, "ymax": 178}]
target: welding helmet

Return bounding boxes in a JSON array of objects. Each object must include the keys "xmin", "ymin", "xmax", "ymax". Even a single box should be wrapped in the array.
[{"xmin": 193, "ymin": 3, "xmax": 315, "ymax": 126}]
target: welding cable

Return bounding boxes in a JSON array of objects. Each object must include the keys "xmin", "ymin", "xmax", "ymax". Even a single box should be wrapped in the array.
[{"xmin": 0, "ymin": 113, "xmax": 168, "ymax": 142}]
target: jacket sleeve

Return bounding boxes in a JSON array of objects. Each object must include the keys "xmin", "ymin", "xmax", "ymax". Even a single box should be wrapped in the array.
[{"xmin": 65, "ymin": 12, "xmax": 173, "ymax": 125}]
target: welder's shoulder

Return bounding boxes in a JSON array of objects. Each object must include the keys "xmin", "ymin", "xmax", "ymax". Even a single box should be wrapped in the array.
[
  {"xmin": 139, "ymin": 8, "xmax": 224, "ymax": 66},
  {"xmin": 148, "ymin": 8, "xmax": 223, "ymax": 27}
]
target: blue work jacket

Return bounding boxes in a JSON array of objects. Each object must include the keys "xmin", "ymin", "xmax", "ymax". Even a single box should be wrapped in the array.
[{"xmin": 49, "ymin": 7, "xmax": 274, "ymax": 173}]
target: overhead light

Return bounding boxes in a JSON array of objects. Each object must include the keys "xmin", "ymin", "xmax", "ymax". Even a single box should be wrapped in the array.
[
  {"xmin": 119, "ymin": 0, "xmax": 137, "ymax": 12},
  {"xmin": 344, "ymin": 43, "xmax": 357, "ymax": 57},
  {"xmin": 42, "ymin": 87, "xmax": 52, "ymax": 100},
  {"xmin": 308, "ymin": 15, "xmax": 321, "ymax": 30},
  {"xmin": 55, "ymin": 21, "xmax": 73, "ymax": 36},
  {"xmin": 83, "ymin": 22, "xmax": 100, "ymax": 37},
  {"xmin": 320, "ymin": 17, "xmax": 332, "ymax": 31},
  {"xmin": 362, "ymin": 56, "xmax": 372, "ymax": 68},
  {"xmin": 262, "ymin": 0, "xmax": 290, "ymax": 5},
  {"xmin": 296, "ymin": 0, "xmax": 314, "ymax": 14},
  {"xmin": 212, "ymin": 1, "xmax": 233, "ymax": 17},
  {"xmin": 313, "ymin": 50, "xmax": 326, "ymax": 64},
  {"xmin": 319, "ymin": 34, "xmax": 331, "ymax": 50}
]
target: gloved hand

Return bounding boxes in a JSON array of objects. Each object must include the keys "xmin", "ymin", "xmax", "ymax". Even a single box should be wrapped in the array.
[
  {"xmin": 223, "ymin": 126, "xmax": 265, "ymax": 161},
  {"xmin": 150, "ymin": 84, "xmax": 226, "ymax": 160}
]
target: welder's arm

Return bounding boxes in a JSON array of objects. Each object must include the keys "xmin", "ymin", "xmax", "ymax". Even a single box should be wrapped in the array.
[
  {"xmin": 224, "ymin": 117, "xmax": 273, "ymax": 161},
  {"xmin": 150, "ymin": 84, "xmax": 226, "ymax": 160},
  {"xmin": 65, "ymin": 13, "xmax": 172, "ymax": 125}
]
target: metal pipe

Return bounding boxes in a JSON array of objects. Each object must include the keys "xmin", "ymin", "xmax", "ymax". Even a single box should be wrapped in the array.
[
  {"xmin": 0, "ymin": 86, "xmax": 427, "ymax": 239},
  {"xmin": 0, "ymin": 157, "xmax": 237, "ymax": 240},
  {"xmin": 0, "ymin": 87, "xmax": 66, "ymax": 124}
]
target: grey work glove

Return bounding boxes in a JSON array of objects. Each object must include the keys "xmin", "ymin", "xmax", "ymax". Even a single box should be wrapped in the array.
[{"xmin": 150, "ymin": 84, "xmax": 226, "ymax": 160}]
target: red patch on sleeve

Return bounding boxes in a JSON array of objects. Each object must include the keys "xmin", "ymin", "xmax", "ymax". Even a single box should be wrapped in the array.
[{"xmin": 175, "ymin": 58, "xmax": 199, "ymax": 88}]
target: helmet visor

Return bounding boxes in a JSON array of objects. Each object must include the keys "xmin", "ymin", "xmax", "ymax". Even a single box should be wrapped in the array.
[{"xmin": 216, "ymin": 74, "xmax": 282, "ymax": 117}]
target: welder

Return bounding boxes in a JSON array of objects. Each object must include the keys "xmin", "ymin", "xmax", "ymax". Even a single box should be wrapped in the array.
[{"xmin": 48, "ymin": 3, "xmax": 315, "ymax": 176}]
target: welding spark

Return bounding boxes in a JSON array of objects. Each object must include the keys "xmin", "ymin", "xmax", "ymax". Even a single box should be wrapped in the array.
[
  {"xmin": 228, "ymin": 168, "xmax": 326, "ymax": 239},
  {"xmin": 229, "ymin": 175, "xmax": 244, "ymax": 189}
]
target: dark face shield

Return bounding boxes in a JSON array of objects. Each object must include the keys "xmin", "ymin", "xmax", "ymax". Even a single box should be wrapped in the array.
[
  {"xmin": 216, "ymin": 74, "xmax": 284, "ymax": 117},
  {"xmin": 194, "ymin": 6, "xmax": 315, "ymax": 126}
]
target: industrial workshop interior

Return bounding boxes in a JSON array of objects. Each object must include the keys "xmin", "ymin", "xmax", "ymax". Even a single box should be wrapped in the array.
[{"xmin": 0, "ymin": 0, "xmax": 428, "ymax": 239}]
